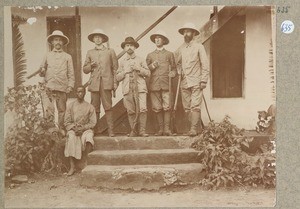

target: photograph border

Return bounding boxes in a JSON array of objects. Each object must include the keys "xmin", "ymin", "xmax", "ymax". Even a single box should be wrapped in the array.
[{"xmin": 1, "ymin": 0, "xmax": 300, "ymax": 208}]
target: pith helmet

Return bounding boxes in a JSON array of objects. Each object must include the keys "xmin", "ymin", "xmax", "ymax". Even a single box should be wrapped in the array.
[
  {"xmin": 150, "ymin": 30, "xmax": 169, "ymax": 45},
  {"xmin": 47, "ymin": 30, "xmax": 69, "ymax": 45},
  {"xmin": 88, "ymin": 28, "xmax": 109, "ymax": 43},
  {"xmin": 178, "ymin": 22, "xmax": 200, "ymax": 35}
]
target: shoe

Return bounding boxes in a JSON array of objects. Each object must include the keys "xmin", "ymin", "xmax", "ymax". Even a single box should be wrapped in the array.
[
  {"xmin": 155, "ymin": 111, "xmax": 164, "ymax": 136},
  {"xmin": 106, "ymin": 110, "xmax": 115, "ymax": 137},
  {"xmin": 139, "ymin": 112, "xmax": 149, "ymax": 137},
  {"xmin": 189, "ymin": 111, "xmax": 200, "ymax": 137}
]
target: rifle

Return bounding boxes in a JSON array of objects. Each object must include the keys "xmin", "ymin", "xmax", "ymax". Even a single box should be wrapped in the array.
[
  {"xmin": 27, "ymin": 68, "xmax": 42, "ymax": 79},
  {"xmin": 132, "ymin": 69, "xmax": 140, "ymax": 134}
]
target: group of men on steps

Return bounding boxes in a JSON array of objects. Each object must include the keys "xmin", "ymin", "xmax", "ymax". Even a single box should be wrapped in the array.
[{"xmin": 38, "ymin": 22, "xmax": 209, "ymax": 175}]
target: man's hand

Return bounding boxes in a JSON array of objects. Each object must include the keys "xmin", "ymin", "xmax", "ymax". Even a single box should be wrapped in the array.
[
  {"xmin": 39, "ymin": 68, "xmax": 46, "ymax": 77},
  {"xmin": 130, "ymin": 64, "xmax": 140, "ymax": 73},
  {"xmin": 125, "ymin": 67, "xmax": 133, "ymax": 74},
  {"xmin": 152, "ymin": 61, "xmax": 159, "ymax": 69},
  {"xmin": 91, "ymin": 60, "xmax": 97, "ymax": 68},
  {"xmin": 74, "ymin": 124, "xmax": 84, "ymax": 136},
  {"xmin": 113, "ymin": 83, "xmax": 118, "ymax": 92},
  {"xmin": 200, "ymin": 82, "xmax": 207, "ymax": 90},
  {"xmin": 66, "ymin": 86, "xmax": 73, "ymax": 93},
  {"xmin": 168, "ymin": 71, "xmax": 176, "ymax": 78}
]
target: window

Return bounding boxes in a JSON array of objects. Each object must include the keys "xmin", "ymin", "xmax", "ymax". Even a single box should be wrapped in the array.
[{"xmin": 211, "ymin": 14, "xmax": 245, "ymax": 98}]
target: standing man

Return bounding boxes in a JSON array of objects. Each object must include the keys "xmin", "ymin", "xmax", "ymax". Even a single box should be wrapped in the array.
[
  {"xmin": 175, "ymin": 23, "xmax": 209, "ymax": 136},
  {"xmin": 83, "ymin": 29, "xmax": 118, "ymax": 137},
  {"xmin": 146, "ymin": 30, "xmax": 177, "ymax": 136},
  {"xmin": 64, "ymin": 86, "xmax": 97, "ymax": 176},
  {"xmin": 39, "ymin": 30, "xmax": 75, "ymax": 130},
  {"xmin": 116, "ymin": 37, "xmax": 150, "ymax": 137}
]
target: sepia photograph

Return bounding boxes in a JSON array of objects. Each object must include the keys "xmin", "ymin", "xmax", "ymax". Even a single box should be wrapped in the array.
[{"xmin": 3, "ymin": 5, "xmax": 276, "ymax": 207}]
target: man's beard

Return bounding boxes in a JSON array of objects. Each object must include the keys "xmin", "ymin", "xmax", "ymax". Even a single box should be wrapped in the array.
[
  {"xmin": 55, "ymin": 43, "xmax": 62, "ymax": 48},
  {"xmin": 127, "ymin": 49, "xmax": 134, "ymax": 54},
  {"xmin": 184, "ymin": 35, "xmax": 193, "ymax": 43}
]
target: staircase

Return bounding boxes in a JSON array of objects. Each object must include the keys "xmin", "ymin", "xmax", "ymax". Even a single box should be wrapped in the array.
[{"xmin": 80, "ymin": 136, "xmax": 206, "ymax": 191}]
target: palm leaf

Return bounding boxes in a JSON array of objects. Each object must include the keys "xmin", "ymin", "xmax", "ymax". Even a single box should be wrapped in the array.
[{"xmin": 12, "ymin": 15, "xmax": 27, "ymax": 88}]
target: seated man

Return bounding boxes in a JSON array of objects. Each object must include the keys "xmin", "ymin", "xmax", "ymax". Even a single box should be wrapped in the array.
[{"xmin": 64, "ymin": 86, "xmax": 97, "ymax": 176}]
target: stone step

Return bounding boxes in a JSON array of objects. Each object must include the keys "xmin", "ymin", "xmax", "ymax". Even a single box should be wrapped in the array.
[
  {"xmin": 88, "ymin": 149, "xmax": 199, "ymax": 165},
  {"xmin": 80, "ymin": 163, "xmax": 206, "ymax": 191},
  {"xmin": 93, "ymin": 136, "xmax": 192, "ymax": 150}
]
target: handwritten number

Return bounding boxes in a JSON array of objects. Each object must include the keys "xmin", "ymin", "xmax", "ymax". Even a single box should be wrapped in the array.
[{"xmin": 277, "ymin": 6, "xmax": 290, "ymax": 13}]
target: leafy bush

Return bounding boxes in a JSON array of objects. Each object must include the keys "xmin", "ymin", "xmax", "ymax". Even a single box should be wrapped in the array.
[
  {"xmin": 4, "ymin": 84, "xmax": 68, "ymax": 177},
  {"xmin": 192, "ymin": 115, "xmax": 275, "ymax": 189}
]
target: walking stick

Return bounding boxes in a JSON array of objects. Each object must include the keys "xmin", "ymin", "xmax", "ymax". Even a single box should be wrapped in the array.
[
  {"xmin": 169, "ymin": 65, "xmax": 177, "ymax": 134},
  {"xmin": 203, "ymin": 94, "xmax": 212, "ymax": 122},
  {"xmin": 132, "ymin": 69, "xmax": 140, "ymax": 133},
  {"xmin": 172, "ymin": 74, "xmax": 181, "ymax": 135}
]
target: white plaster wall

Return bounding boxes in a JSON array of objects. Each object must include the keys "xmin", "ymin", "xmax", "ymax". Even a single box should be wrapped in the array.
[
  {"xmin": 5, "ymin": 6, "xmax": 274, "ymax": 129},
  {"xmin": 6, "ymin": 6, "xmax": 212, "ymax": 116},
  {"xmin": 202, "ymin": 7, "xmax": 275, "ymax": 129}
]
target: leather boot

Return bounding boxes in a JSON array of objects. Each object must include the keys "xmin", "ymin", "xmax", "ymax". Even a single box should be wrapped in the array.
[
  {"xmin": 155, "ymin": 111, "xmax": 164, "ymax": 136},
  {"xmin": 183, "ymin": 111, "xmax": 191, "ymax": 136},
  {"xmin": 105, "ymin": 110, "xmax": 115, "ymax": 137},
  {"xmin": 94, "ymin": 112, "xmax": 100, "ymax": 134},
  {"xmin": 139, "ymin": 112, "xmax": 149, "ymax": 137},
  {"xmin": 128, "ymin": 113, "xmax": 138, "ymax": 137},
  {"xmin": 163, "ymin": 111, "xmax": 172, "ymax": 136},
  {"xmin": 189, "ymin": 111, "xmax": 200, "ymax": 137}
]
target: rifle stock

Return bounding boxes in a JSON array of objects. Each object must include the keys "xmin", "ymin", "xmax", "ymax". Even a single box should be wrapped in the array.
[{"xmin": 27, "ymin": 68, "xmax": 41, "ymax": 79}]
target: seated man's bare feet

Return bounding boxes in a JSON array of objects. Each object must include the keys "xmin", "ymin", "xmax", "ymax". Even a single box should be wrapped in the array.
[{"xmin": 67, "ymin": 168, "xmax": 75, "ymax": 176}]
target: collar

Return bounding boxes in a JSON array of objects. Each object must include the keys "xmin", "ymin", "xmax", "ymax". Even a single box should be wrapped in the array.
[
  {"xmin": 126, "ymin": 53, "xmax": 136, "ymax": 60},
  {"xmin": 95, "ymin": 44, "xmax": 106, "ymax": 51},
  {"xmin": 184, "ymin": 39, "xmax": 196, "ymax": 48},
  {"xmin": 52, "ymin": 48, "xmax": 63, "ymax": 53},
  {"xmin": 155, "ymin": 47, "xmax": 165, "ymax": 53}
]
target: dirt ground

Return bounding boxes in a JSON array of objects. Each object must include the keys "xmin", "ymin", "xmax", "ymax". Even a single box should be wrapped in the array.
[{"xmin": 4, "ymin": 173, "xmax": 276, "ymax": 208}]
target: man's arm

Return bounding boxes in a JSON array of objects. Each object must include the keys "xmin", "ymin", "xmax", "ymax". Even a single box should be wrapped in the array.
[
  {"xmin": 83, "ymin": 51, "xmax": 93, "ymax": 74},
  {"xmin": 110, "ymin": 49, "xmax": 119, "ymax": 91},
  {"xmin": 146, "ymin": 53, "xmax": 157, "ymax": 71},
  {"xmin": 39, "ymin": 54, "xmax": 48, "ymax": 77},
  {"xmin": 174, "ymin": 45, "xmax": 183, "ymax": 75},
  {"xmin": 169, "ymin": 52, "xmax": 177, "ymax": 77},
  {"xmin": 198, "ymin": 44, "xmax": 209, "ymax": 84},
  {"xmin": 136, "ymin": 59, "xmax": 150, "ymax": 78},
  {"xmin": 82, "ymin": 105, "xmax": 97, "ymax": 130},
  {"xmin": 64, "ymin": 104, "xmax": 75, "ymax": 131},
  {"xmin": 67, "ymin": 55, "xmax": 75, "ymax": 92},
  {"xmin": 116, "ymin": 61, "xmax": 126, "ymax": 82}
]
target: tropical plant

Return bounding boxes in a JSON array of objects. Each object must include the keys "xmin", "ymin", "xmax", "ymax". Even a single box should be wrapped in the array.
[
  {"xmin": 192, "ymin": 116, "xmax": 275, "ymax": 189},
  {"xmin": 4, "ymin": 84, "xmax": 68, "ymax": 177},
  {"xmin": 11, "ymin": 15, "xmax": 28, "ymax": 88}
]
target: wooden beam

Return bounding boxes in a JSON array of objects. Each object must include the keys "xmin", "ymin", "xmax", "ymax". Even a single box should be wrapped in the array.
[{"xmin": 199, "ymin": 6, "xmax": 246, "ymax": 43}]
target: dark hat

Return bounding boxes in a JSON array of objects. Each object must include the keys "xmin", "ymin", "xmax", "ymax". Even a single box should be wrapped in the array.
[
  {"xmin": 150, "ymin": 30, "xmax": 169, "ymax": 45},
  {"xmin": 121, "ymin": 37, "xmax": 139, "ymax": 49},
  {"xmin": 88, "ymin": 28, "xmax": 109, "ymax": 43}
]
